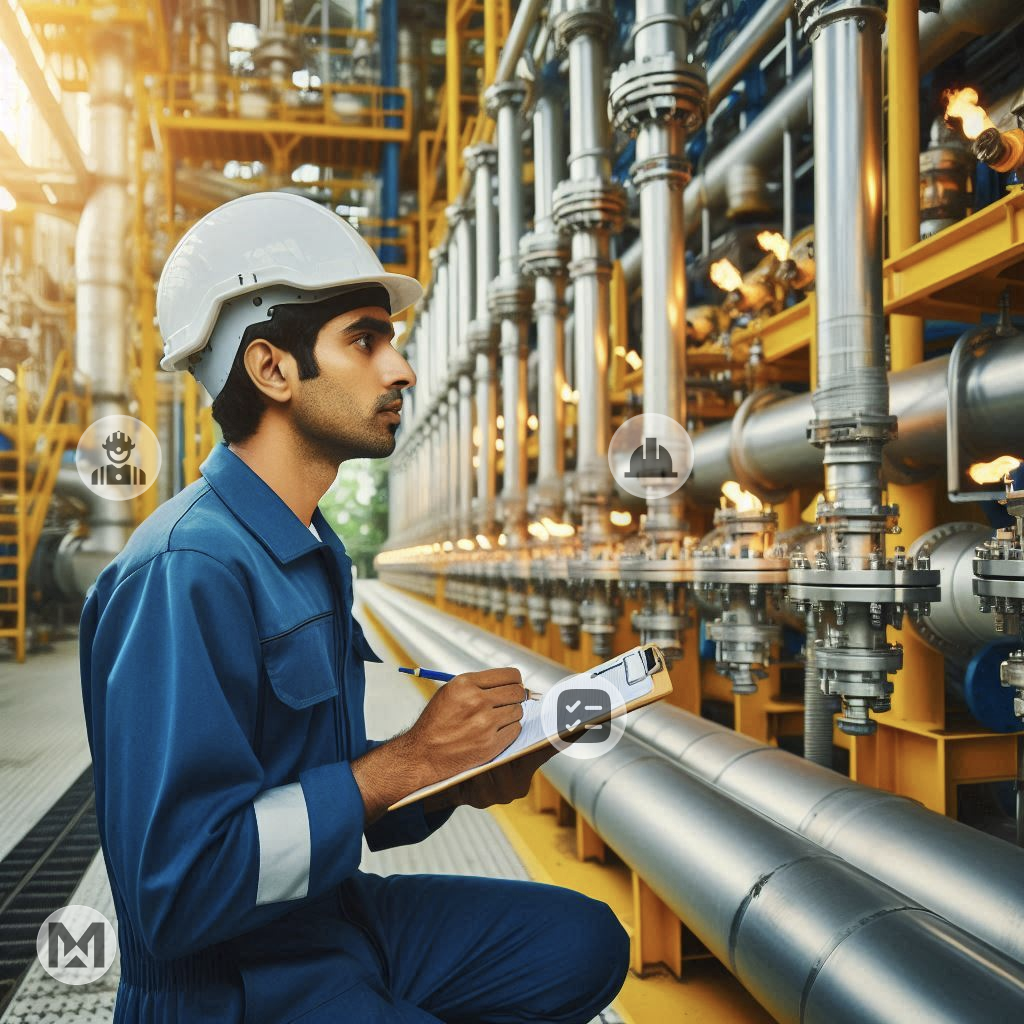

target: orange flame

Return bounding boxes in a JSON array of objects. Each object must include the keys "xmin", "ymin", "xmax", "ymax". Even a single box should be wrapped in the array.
[
  {"xmin": 944, "ymin": 87, "xmax": 995, "ymax": 141},
  {"xmin": 710, "ymin": 258, "xmax": 743, "ymax": 293},
  {"xmin": 968, "ymin": 455, "xmax": 1021, "ymax": 484},
  {"xmin": 721, "ymin": 480, "xmax": 764, "ymax": 513},
  {"xmin": 757, "ymin": 231, "xmax": 790, "ymax": 261}
]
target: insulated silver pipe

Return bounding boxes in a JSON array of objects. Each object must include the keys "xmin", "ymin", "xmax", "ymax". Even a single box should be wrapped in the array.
[
  {"xmin": 452, "ymin": 205, "xmax": 476, "ymax": 542},
  {"xmin": 666, "ymin": 0, "xmax": 1024, "ymax": 244},
  {"xmin": 552, "ymin": 0, "xmax": 626, "ymax": 546},
  {"xmin": 486, "ymin": 82, "xmax": 531, "ymax": 546},
  {"xmin": 466, "ymin": 144, "xmax": 500, "ymax": 537},
  {"xmin": 686, "ymin": 340, "xmax": 1024, "ymax": 502},
  {"xmin": 521, "ymin": 89, "xmax": 568, "ymax": 521},
  {"xmin": 445, "ymin": 223, "xmax": 461, "ymax": 539},
  {"xmin": 358, "ymin": 582, "xmax": 1024, "ymax": 993},
  {"xmin": 610, "ymin": 0, "xmax": 704, "ymax": 540},
  {"xmin": 75, "ymin": 30, "xmax": 133, "ymax": 573},
  {"xmin": 707, "ymin": 0, "xmax": 792, "ymax": 110},
  {"xmin": 492, "ymin": 0, "xmax": 545, "ymax": 87}
]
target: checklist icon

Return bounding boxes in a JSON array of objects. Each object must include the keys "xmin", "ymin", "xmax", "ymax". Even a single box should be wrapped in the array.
[{"xmin": 557, "ymin": 688, "xmax": 612, "ymax": 743}]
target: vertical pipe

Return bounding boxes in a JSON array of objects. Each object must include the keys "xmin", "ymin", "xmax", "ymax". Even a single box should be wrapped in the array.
[
  {"xmin": 522, "ymin": 86, "xmax": 569, "ymax": 521},
  {"xmin": 610, "ymin": 0, "xmax": 704, "ymax": 540},
  {"xmin": 76, "ymin": 29, "xmax": 133, "ymax": 559},
  {"xmin": 485, "ymin": 83, "xmax": 531, "ymax": 546},
  {"xmin": 782, "ymin": 17, "xmax": 796, "ymax": 245},
  {"xmin": 379, "ymin": 0, "xmax": 400, "ymax": 264},
  {"xmin": 445, "ymin": 222, "xmax": 461, "ymax": 538},
  {"xmin": 453, "ymin": 207, "xmax": 476, "ymax": 541},
  {"xmin": 466, "ymin": 145, "xmax": 500, "ymax": 537},
  {"xmin": 552, "ymin": 0, "xmax": 626, "ymax": 546}
]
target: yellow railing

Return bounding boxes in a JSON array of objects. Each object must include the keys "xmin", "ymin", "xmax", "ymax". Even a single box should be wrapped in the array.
[
  {"xmin": 153, "ymin": 72, "xmax": 411, "ymax": 140},
  {"xmin": 0, "ymin": 351, "xmax": 89, "ymax": 660},
  {"xmin": 360, "ymin": 216, "xmax": 419, "ymax": 278}
]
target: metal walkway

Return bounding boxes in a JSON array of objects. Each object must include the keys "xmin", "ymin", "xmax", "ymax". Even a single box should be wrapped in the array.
[{"xmin": 0, "ymin": 587, "xmax": 622, "ymax": 1023}]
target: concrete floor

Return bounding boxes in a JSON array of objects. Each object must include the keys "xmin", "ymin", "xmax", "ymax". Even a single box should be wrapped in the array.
[{"xmin": 0, "ymin": 588, "xmax": 622, "ymax": 1024}]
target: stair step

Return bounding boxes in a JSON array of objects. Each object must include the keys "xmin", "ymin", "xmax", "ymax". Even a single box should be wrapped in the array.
[
  {"xmin": 0, "ymin": 557, "xmax": 19, "ymax": 564},
  {"xmin": 0, "ymin": 603, "xmax": 21, "ymax": 611}
]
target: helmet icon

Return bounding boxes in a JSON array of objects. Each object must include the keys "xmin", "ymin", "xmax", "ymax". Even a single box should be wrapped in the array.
[{"xmin": 101, "ymin": 431, "xmax": 136, "ymax": 462}]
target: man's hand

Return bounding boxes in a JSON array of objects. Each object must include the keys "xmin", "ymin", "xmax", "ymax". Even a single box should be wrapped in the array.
[
  {"xmin": 449, "ymin": 746, "xmax": 559, "ymax": 810},
  {"xmin": 351, "ymin": 666, "xmax": 527, "ymax": 822}
]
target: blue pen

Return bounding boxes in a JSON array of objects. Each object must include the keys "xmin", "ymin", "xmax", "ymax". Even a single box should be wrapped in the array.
[{"xmin": 398, "ymin": 665, "xmax": 541, "ymax": 700}]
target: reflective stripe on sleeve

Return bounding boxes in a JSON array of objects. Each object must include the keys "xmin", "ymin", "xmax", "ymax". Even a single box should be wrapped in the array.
[{"xmin": 252, "ymin": 783, "xmax": 312, "ymax": 905}]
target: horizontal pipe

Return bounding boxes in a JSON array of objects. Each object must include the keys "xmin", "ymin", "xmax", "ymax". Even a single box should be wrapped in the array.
[
  {"xmin": 706, "ymin": 0, "xmax": 793, "ymax": 113},
  {"xmin": 687, "ymin": 339, "xmax": 1024, "ymax": 502},
  {"xmin": 360, "ymin": 581, "xmax": 1024, "ymax": 970}
]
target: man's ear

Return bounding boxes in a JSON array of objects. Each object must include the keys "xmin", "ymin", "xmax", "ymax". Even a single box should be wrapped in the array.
[{"xmin": 242, "ymin": 338, "xmax": 294, "ymax": 405}]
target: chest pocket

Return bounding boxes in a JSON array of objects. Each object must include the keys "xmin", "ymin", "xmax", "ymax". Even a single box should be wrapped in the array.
[{"xmin": 262, "ymin": 612, "xmax": 339, "ymax": 709}]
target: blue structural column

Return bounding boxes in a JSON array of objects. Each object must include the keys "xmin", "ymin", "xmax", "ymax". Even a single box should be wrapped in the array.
[{"xmin": 379, "ymin": 0, "xmax": 400, "ymax": 265}]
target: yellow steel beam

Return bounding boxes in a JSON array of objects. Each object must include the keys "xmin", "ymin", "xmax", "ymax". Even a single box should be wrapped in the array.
[
  {"xmin": 0, "ymin": 0, "xmax": 90, "ymax": 187},
  {"xmin": 884, "ymin": 185, "xmax": 1024, "ymax": 314},
  {"xmin": 446, "ymin": 0, "xmax": 461, "ymax": 204},
  {"xmin": 730, "ymin": 292, "xmax": 814, "ymax": 362}
]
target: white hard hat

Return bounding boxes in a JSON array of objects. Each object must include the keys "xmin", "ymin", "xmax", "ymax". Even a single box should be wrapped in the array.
[{"xmin": 157, "ymin": 192, "xmax": 422, "ymax": 400}]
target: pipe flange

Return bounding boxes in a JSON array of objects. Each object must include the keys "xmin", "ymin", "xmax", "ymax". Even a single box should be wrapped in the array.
[
  {"xmin": 629, "ymin": 153, "xmax": 692, "ymax": 193},
  {"xmin": 815, "ymin": 644, "xmax": 902, "ymax": 675},
  {"xmin": 553, "ymin": 0, "xmax": 614, "ymax": 52},
  {"xmin": 728, "ymin": 388, "xmax": 793, "ymax": 504},
  {"xmin": 808, "ymin": 412, "xmax": 896, "ymax": 448},
  {"xmin": 519, "ymin": 230, "xmax": 570, "ymax": 277},
  {"xmin": 974, "ymin": 557, "xmax": 1024, "ymax": 580},
  {"xmin": 466, "ymin": 318, "xmax": 498, "ymax": 355},
  {"xmin": 445, "ymin": 202, "xmax": 470, "ymax": 229},
  {"xmin": 552, "ymin": 178, "xmax": 627, "ymax": 233},
  {"xmin": 464, "ymin": 143, "xmax": 498, "ymax": 173},
  {"xmin": 973, "ymin": 577, "xmax": 1024, "ymax": 601},
  {"xmin": 487, "ymin": 274, "xmax": 532, "ymax": 321},
  {"xmin": 484, "ymin": 79, "xmax": 527, "ymax": 117},
  {"xmin": 609, "ymin": 55, "xmax": 707, "ymax": 134},
  {"xmin": 795, "ymin": 0, "xmax": 885, "ymax": 42}
]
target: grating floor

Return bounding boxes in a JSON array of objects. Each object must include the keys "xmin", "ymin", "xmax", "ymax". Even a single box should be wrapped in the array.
[{"xmin": 0, "ymin": 589, "xmax": 622, "ymax": 1024}]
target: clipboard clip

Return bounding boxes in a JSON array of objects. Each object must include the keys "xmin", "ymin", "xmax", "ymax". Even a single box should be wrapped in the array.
[{"xmin": 589, "ymin": 645, "xmax": 661, "ymax": 687}]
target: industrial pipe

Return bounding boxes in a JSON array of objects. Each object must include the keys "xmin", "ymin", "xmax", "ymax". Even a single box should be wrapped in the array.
[
  {"xmin": 486, "ymin": 81, "xmax": 531, "ymax": 547},
  {"xmin": 358, "ymin": 581, "xmax": 1024, "ymax": 995},
  {"xmin": 74, "ymin": 30, "xmax": 133, "ymax": 579},
  {"xmin": 686, "ymin": 340, "xmax": 1024, "ymax": 502},
  {"xmin": 465, "ymin": 144, "xmax": 500, "ymax": 537},
  {"xmin": 706, "ymin": 0, "xmax": 792, "ymax": 111},
  {"xmin": 552, "ymin": 0, "xmax": 626, "ymax": 546}
]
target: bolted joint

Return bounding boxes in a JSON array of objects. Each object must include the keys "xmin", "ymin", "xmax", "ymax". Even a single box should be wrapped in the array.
[
  {"xmin": 467, "ymin": 318, "xmax": 498, "ymax": 356},
  {"xmin": 795, "ymin": 0, "xmax": 886, "ymax": 43},
  {"xmin": 484, "ymin": 80, "xmax": 527, "ymax": 119},
  {"xmin": 807, "ymin": 412, "xmax": 897, "ymax": 449},
  {"xmin": 630, "ymin": 153, "xmax": 692, "ymax": 193},
  {"xmin": 488, "ymin": 274, "xmax": 532, "ymax": 322},
  {"xmin": 609, "ymin": 55, "xmax": 708, "ymax": 135},
  {"xmin": 519, "ymin": 230, "xmax": 570, "ymax": 278},
  {"xmin": 552, "ymin": 178, "xmax": 627, "ymax": 234},
  {"xmin": 553, "ymin": 0, "xmax": 614, "ymax": 52},
  {"xmin": 463, "ymin": 142, "xmax": 498, "ymax": 174},
  {"xmin": 445, "ymin": 202, "xmax": 471, "ymax": 230}
]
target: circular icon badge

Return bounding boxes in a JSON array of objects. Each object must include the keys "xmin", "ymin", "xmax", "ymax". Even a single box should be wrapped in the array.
[
  {"xmin": 539, "ymin": 674, "xmax": 629, "ymax": 760},
  {"xmin": 76, "ymin": 416, "xmax": 161, "ymax": 501},
  {"xmin": 36, "ymin": 904, "xmax": 116, "ymax": 985},
  {"xmin": 608, "ymin": 413, "xmax": 694, "ymax": 500}
]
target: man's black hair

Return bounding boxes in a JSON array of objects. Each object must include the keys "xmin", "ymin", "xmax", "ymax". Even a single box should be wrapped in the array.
[{"xmin": 211, "ymin": 285, "xmax": 391, "ymax": 444}]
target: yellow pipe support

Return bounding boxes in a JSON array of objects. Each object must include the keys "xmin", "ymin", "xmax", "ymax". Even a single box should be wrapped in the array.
[{"xmin": 446, "ymin": 0, "xmax": 462, "ymax": 205}]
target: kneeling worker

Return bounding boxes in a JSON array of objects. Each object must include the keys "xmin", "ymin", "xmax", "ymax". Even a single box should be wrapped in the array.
[{"xmin": 79, "ymin": 192, "xmax": 629, "ymax": 1023}]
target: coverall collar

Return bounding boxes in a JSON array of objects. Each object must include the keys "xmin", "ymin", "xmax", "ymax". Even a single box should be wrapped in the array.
[{"xmin": 200, "ymin": 441, "xmax": 349, "ymax": 566}]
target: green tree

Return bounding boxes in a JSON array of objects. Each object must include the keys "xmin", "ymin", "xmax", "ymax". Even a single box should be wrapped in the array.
[{"xmin": 319, "ymin": 457, "xmax": 390, "ymax": 578}]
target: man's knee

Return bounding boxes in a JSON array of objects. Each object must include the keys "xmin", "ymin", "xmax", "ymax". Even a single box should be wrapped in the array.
[{"xmin": 546, "ymin": 893, "xmax": 630, "ymax": 1022}]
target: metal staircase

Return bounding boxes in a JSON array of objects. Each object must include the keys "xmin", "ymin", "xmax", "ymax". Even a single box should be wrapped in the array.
[{"xmin": 0, "ymin": 352, "xmax": 89, "ymax": 662}]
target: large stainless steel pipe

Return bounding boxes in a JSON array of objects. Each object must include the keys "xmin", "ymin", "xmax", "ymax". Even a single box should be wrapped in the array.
[
  {"xmin": 466, "ymin": 144, "xmax": 500, "ymax": 537},
  {"xmin": 552, "ymin": 0, "xmax": 626, "ymax": 546},
  {"xmin": 669, "ymin": 0, "xmax": 1024, "ymax": 243},
  {"xmin": 486, "ymin": 81, "xmax": 531, "ymax": 546},
  {"xmin": 610, "ymin": 0, "xmax": 704, "ymax": 540},
  {"xmin": 520, "ymin": 88, "xmax": 568, "ymax": 521},
  {"xmin": 686, "ymin": 340, "xmax": 1024, "ymax": 502},
  {"xmin": 75, "ymin": 30, "xmax": 133, "ymax": 577},
  {"xmin": 445, "ymin": 222, "xmax": 461, "ymax": 540},
  {"xmin": 358, "ymin": 581, "xmax": 1024, "ymax": 1009},
  {"xmin": 362, "ymin": 583, "xmax": 1024, "ymax": 966}
]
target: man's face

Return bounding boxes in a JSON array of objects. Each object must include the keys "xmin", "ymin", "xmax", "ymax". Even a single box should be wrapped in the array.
[{"xmin": 289, "ymin": 304, "xmax": 416, "ymax": 464}]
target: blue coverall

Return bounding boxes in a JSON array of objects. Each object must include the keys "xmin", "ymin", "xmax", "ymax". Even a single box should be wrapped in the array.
[{"xmin": 79, "ymin": 441, "xmax": 629, "ymax": 1023}]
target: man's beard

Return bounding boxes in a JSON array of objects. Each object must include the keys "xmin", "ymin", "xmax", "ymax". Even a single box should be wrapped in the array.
[{"xmin": 291, "ymin": 386, "xmax": 397, "ymax": 464}]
